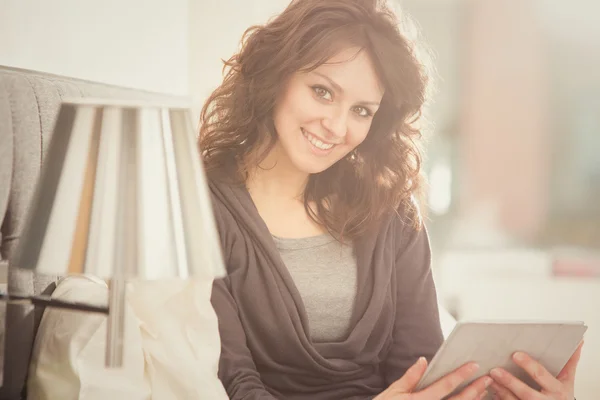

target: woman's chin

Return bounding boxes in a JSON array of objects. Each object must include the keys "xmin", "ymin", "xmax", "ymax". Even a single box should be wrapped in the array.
[{"xmin": 294, "ymin": 159, "xmax": 335, "ymax": 175}]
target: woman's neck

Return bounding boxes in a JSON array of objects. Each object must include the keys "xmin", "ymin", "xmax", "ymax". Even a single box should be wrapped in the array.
[
  {"xmin": 246, "ymin": 144, "xmax": 309, "ymax": 202},
  {"xmin": 246, "ymin": 157, "xmax": 308, "ymax": 201},
  {"xmin": 246, "ymin": 145, "xmax": 327, "ymax": 238}
]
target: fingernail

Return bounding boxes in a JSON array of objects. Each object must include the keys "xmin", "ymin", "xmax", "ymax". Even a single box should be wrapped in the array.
[
  {"xmin": 513, "ymin": 352, "xmax": 526, "ymax": 362},
  {"xmin": 490, "ymin": 368, "xmax": 503, "ymax": 379},
  {"xmin": 483, "ymin": 376, "xmax": 493, "ymax": 387},
  {"xmin": 470, "ymin": 363, "xmax": 480, "ymax": 373},
  {"xmin": 418, "ymin": 356, "xmax": 426, "ymax": 366}
]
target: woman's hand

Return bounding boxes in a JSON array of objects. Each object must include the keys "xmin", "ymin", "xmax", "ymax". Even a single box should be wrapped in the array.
[
  {"xmin": 489, "ymin": 341, "xmax": 584, "ymax": 400},
  {"xmin": 375, "ymin": 356, "xmax": 492, "ymax": 399}
]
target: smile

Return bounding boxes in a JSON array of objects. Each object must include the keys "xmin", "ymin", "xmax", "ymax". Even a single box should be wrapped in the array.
[{"xmin": 301, "ymin": 128, "xmax": 335, "ymax": 151}]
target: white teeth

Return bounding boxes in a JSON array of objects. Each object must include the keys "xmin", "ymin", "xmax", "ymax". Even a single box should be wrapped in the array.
[{"xmin": 302, "ymin": 129, "xmax": 334, "ymax": 150}]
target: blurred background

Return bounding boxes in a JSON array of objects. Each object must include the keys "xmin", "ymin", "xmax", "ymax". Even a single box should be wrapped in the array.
[
  {"xmin": 1, "ymin": 0, "xmax": 598, "ymax": 397},
  {"xmin": 397, "ymin": 2, "xmax": 600, "ymax": 397}
]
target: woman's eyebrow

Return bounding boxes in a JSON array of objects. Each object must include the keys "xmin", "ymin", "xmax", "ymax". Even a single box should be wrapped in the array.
[
  {"xmin": 313, "ymin": 71, "xmax": 381, "ymax": 107},
  {"xmin": 314, "ymin": 71, "xmax": 344, "ymax": 94},
  {"xmin": 357, "ymin": 100, "xmax": 381, "ymax": 107}
]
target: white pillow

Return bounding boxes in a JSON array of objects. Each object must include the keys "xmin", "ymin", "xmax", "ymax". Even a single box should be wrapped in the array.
[{"xmin": 27, "ymin": 275, "xmax": 227, "ymax": 400}]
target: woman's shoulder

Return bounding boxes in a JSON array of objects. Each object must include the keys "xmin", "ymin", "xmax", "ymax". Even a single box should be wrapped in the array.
[
  {"xmin": 383, "ymin": 196, "xmax": 424, "ymax": 234},
  {"xmin": 376, "ymin": 198, "xmax": 427, "ymax": 253},
  {"xmin": 205, "ymin": 177, "xmax": 258, "ymax": 248},
  {"xmin": 206, "ymin": 179, "xmax": 237, "ymax": 227},
  {"xmin": 206, "ymin": 178, "xmax": 248, "ymax": 217}
]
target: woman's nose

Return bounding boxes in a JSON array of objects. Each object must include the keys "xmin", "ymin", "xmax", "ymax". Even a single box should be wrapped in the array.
[{"xmin": 321, "ymin": 108, "xmax": 348, "ymax": 139}]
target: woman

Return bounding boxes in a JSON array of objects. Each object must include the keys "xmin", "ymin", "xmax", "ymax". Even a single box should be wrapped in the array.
[{"xmin": 199, "ymin": 0, "xmax": 583, "ymax": 399}]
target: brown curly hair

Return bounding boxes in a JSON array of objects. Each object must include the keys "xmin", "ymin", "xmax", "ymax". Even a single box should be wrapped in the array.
[{"xmin": 199, "ymin": 0, "xmax": 430, "ymax": 240}]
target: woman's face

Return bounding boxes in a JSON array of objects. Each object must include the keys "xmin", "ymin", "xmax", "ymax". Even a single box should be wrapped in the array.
[{"xmin": 271, "ymin": 47, "xmax": 384, "ymax": 175}]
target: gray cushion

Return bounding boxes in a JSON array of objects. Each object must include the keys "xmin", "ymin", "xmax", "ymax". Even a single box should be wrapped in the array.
[{"xmin": 0, "ymin": 65, "xmax": 183, "ymax": 399}]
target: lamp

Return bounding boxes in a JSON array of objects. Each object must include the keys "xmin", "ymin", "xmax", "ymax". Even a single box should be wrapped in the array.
[{"xmin": 1, "ymin": 99, "xmax": 226, "ymax": 367}]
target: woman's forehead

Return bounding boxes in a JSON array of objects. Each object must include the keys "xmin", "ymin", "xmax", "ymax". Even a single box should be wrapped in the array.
[{"xmin": 311, "ymin": 47, "xmax": 385, "ymax": 100}]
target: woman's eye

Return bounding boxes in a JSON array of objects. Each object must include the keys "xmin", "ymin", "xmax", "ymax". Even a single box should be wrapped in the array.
[
  {"xmin": 312, "ymin": 86, "xmax": 332, "ymax": 101},
  {"xmin": 353, "ymin": 106, "xmax": 372, "ymax": 118}
]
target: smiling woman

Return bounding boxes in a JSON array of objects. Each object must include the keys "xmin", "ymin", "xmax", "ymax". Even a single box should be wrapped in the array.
[
  {"xmin": 199, "ymin": 0, "xmax": 430, "ymax": 241},
  {"xmin": 271, "ymin": 48, "xmax": 383, "ymax": 174},
  {"xmin": 195, "ymin": 1, "xmax": 489, "ymax": 400}
]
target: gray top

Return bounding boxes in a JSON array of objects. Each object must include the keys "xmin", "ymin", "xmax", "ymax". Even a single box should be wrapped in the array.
[{"xmin": 272, "ymin": 234, "xmax": 357, "ymax": 343}]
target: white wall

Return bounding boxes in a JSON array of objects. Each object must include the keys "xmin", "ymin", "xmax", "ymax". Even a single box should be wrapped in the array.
[
  {"xmin": 0, "ymin": 0, "xmax": 189, "ymax": 95},
  {"xmin": 188, "ymin": 0, "xmax": 289, "ymax": 124},
  {"xmin": 0, "ymin": 0, "xmax": 294, "ymax": 117}
]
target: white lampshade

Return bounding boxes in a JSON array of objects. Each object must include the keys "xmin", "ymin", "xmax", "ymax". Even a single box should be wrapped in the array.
[
  {"xmin": 12, "ymin": 99, "xmax": 225, "ymax": 280},
  {"xmin": 10, "ymin": 99, "xmax": 226, "ymax": 366}
]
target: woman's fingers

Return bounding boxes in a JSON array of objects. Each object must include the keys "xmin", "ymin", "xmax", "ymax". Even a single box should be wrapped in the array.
[
  {"xmin": 490, "ymin": 368, "xmax": 544, "ymax": 400},
  {"xmin": 557, "ymin": 340, "xmax": 584, "ymax": 385},
  {"xmin": 489, "ymin": 382, "xmax": 518, "ymax": 400},
  {"xmin": 448, "ymin": 375, "xmax": 493, "ymax": 400},
  {"xmin": 477, "ymin": 390, "xmax": 489, "ymax": 400},
  {"xmin": 385, "ymin": 356, "xmax": 429, "ymax": 394},
  {"xmin": 418, "ymin": 362, "xmax": 480, "ymax": 399},
  {"xmin": 510, "ymin": 351, "xmax": 562, "ymax": 393}
]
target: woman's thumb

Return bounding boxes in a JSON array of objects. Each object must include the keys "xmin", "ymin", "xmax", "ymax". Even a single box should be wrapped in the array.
[{"xmin": 389, "ymin": 357, "xmax": 428, "ymax": 393}]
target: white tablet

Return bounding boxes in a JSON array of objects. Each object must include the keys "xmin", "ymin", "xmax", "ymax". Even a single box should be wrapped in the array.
[{"xmin": 415, "ymin": 320, "xmax": 587, "ymax": 398}]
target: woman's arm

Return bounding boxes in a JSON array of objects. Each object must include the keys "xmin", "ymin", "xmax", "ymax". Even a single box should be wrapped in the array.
[
  {"xmin": 383, "ymin": 223, "xmax": 444, "ymax": 386},
  {"xmin": 212, "ymin": 278, "xmax": 278, "ymax": 400}
]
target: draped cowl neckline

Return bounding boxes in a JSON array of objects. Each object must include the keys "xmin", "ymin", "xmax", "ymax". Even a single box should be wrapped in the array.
[{"xmin": 209, "ymin": 179, "xmax": 443, "ymax": 400}]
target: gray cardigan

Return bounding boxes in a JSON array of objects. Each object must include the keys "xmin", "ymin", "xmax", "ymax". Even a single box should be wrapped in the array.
[{"xmin": 209, "ymin": 180, "xmax": 444, "ymax": 400}]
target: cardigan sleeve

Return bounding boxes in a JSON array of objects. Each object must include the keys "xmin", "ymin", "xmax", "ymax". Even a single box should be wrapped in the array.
[
  {"xmin": 211, "ymin": 278, "xmax": 279, "ymax": 400},
  {"xmin": 208, "ymin": 185, "xmax": 278, "ymax": 400},
  {"xmin": 383, "ymin": 221, "xmax": 444, "ymax": 386}
]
